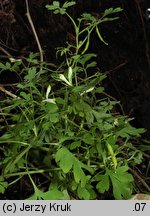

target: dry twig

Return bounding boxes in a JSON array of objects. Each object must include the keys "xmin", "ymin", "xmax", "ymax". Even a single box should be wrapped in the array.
[
  {"xmin": 0, "ymin": 85, "xmax": 20, "ymax": 99},
  {"xmin": 129, "ymin": 167, "xmax": 150, "ymax": 192},
  {"xmin": 0, "ymin": 45, "xmax": 12, "ymax": 58},
  {"xmin": 25, "ymin": 0, "xmax": 43, "ymax": 63}
]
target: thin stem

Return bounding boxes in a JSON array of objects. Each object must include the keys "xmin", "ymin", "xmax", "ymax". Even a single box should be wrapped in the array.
[
  {"xmin": 4, "ymin": 168, "xmax": 61, "ymax": 178},
  {"xmin": 65, "ymin": 12, "xmax": 79, "ymax": 55}
]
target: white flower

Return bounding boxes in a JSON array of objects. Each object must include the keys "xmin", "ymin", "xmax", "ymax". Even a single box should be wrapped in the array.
[
  {"xmin": 46, "ymin": 85, "xmax": 51, "ymax": 100},
  {"xmin": 80, "ymin": 86, "xmax": 94, "ymax": 96},
  {"xmin": 68, "ymin": 66, "xmax": 73, "ymax": 85},
  {"xmin": 59, "ymin": 74, "xmax": 72, "ymax": 86},
  {"xmin": 42, "ymin": 85, "xmax": 56, "ymax": 104}
]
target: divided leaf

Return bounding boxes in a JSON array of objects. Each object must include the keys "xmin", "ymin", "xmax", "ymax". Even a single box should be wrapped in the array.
[
  {"xmin": 56, "ymin": 147, "xmax": 91, "ymax": 186},
  {"xmin": 103, "ymin": 7, "xmax": 123, "ymax": 17},
  {"xmin": 77, "ymin": 185, "xmax": 91, "ymax": 199},
  {"xmin": 108, "ymin": 166, "xmax": 133, "ymax": 199},
  {"xmin": 73, "ymin": 163, "xmax": 86, "ymax": 187},
  {"xmin": 46, "ymin": 1, "xmax": 60, "ymax": 10},
  {"xmin": 24, "ymin": 67, "xmax": 37, "ymax": 81},
  {"xmin": 55, "ymin": 147, "xmax": 73, "ymax": 173},
  {"xmin": 0, "ymin": 176, "xmax": 8, "ymax": 194},
  {"xmin": 63, "ymin": 1, "xmax": 76, "ymax": 9},
  {"xmin": 42, "ymin": 184, "xmax": 65, "ymax": 200},
  {"xmin": 83, "ymin": 133, "xmax": 95, "ymax": 145},
  {"xmin": 96, "ymin": 173, "xmax": 110, "ymax": 193},
  {"xmin": 81, "ymin": 13, "xmax": 96, "ymax": 23},
  {"xmin": 116, "ymin": 126, "xmax": 145, "ymax": 138},
  {"xmin": 96, "ymin": 166, "xmax": 133, "ymax": 199},
  {"xmin": 0, "ymin": 62, "xmax": 11, "ymax": 71}
]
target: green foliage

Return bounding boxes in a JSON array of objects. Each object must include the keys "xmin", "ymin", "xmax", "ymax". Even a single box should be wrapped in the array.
[
  {"xmin": 0, "ymin": 176, "xmax": 8, "ymax": 194},
  {"xmin": 47, "ymin": 1, "xmax": 123, "ymax": 57},
  {"xmin": 46, "ymin": 1, "xmax": 76, "ymax": 14},
  {"xmin": 0, "ymin": 1, "xmax": 146, "ymax": 200},
  {"xmin": 27, "ymin": 176, "xmax": 69, "ymax": 200},
  {"xmin": 95, "ymin": 166, "xmax": 133, "ymax": 199}
]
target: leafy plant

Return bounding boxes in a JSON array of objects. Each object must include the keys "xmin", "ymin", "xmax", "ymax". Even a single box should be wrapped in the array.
[
  {"xmin": 95, "ymin": 166, "xmax": 134, "ymax": 200},
  {"xmin": 0, "ymin": 1, "xmax": 146, "ymax": 200},
  {"xmin": 0, "ymin": 176, "xmax": 8, "ymax": 194}
]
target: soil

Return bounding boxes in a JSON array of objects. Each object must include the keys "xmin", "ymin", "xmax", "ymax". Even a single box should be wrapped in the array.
[{"xmin": 0, "ymin": 0, "xmax": 150, "ymax": 199}]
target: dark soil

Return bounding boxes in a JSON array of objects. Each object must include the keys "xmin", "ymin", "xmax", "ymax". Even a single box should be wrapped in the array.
[{"xmin": 0, "ymin": 0, "xmax": 150, "ymax": 199}]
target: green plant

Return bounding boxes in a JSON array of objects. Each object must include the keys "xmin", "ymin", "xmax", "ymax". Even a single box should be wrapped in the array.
[{"xmin": 0, "ymin": 1, "xmax": 146, "ymax": 199}]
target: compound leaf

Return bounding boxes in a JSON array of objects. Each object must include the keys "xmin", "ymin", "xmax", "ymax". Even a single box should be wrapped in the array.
[
  {"xmin": 55, "ymin": 147, "xmax": 73, "ymax": 173},
  {"xmin": 56, "ymin": 147, "xmax": 89, "ymax": 186},
  {"xmin": 96, "ymin": 173, "xmax": 110, "ymax": 193},
  {"xmin": 0, "ymin": 176, "xmax": 8, "ymax": 194},
  {"xmin": 63, "ymin": 1, "xmax": 76, "ymax": 9},
  {"xmin": 108, "ymin": 166, "xmax": 133, "ymax": 199},
  {"xmin": 73, "ymin": 162, "xmax": 86, "ymax": 187},
  {"xmin": 103, "ymin": 7, "xmax": 123, "ymax": 17}
]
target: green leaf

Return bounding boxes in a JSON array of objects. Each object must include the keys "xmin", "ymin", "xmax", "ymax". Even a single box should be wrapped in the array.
[
  {"xmin": 78, "ymin": 53, "xmax": 97, "ymax": 66},
  {"xmin": 138, "ymin": 145, "xmax": 150, "ymax": 151},
  {"xmin": 85, "ymin": 110, "xmax": 94, "ymax": 123},
  {"xmin": 3, "ymin": 146, "xmax": 30, "ymax": 175},
  {"xmin": 46, "ymin": 2, "xmax": 67, "ymax": 15},
  {"xmin": 11, "ymin": 60, "xmax": 22, "ymax": 71},
  {"xmin": 116, "ymin": 126, "xmax": 145, "ymax": 138},
  {"xmin": 0, "ymin": 176, "xmax": 8, "ymax": 194},
  {"xmin": 0, "ymin": 62, "xmax": 11, "ymax": 71},
  {"xmin": 20, "ymin": 92, "xmax": 31, "ymax": 101},
  {"xmin": 59, "ymin": 8, "xmax": 66, "ymax": 15},
  {"xmin": 55, "ymin": 148, "xmax": 73, "ymax": 173},
  {"xmin": 27, "ymin": 178, "xmax": 69, "ymax": 200},
  {"xmin": 96, "ymin": 173, "xmax": 110, "ymax": 193},
  {"xmin": 56, "ymin": 147, "xmax": 89, "ymax": 186},
  {"xmin": 108, "ymin": 166, "xmax": 133, "ymax": 199},
  {"xmin": 83, "ymin": 133, "xmax": 95, "ymax": 145},
  {"xmin": 72, "ymin": 85, "xmax": 88, "ymax": 94},
  {"xmin": 95, "ymin": 87, "xmax": 104, "ymax": 93},
  {"xmin": 62, "ymin": 1, "xmax": 76, "ymax": 9},
  {"xmin": 81, "ymin": 13, "xmax": 96, "ymax": 22},
  {"xmin": 69, "ymin": 141, "xmax": 81, "ymax": 150},
  {"xmin": 43, "ymin": 103, "xmax": 58, "ymax": 114},
  {"xmin": 53, "ymin": 1, "xmax": 60, "ymax": 7},
  {"xmin": 71, "ymin": 180, "xmax": 78, "ymax": 191},
  {"xmin": 86, "ymin": 61, "xmax": 97, "ymax": 69},
  {"xmin": 42, "ymin": 184, "xmax": 65, "ymax": 200},
  {"xmin": 27, "ymin": 187, "xmax": 44, "ymax": 200},
  {"xmin": 56, "ymin": 97, "xmax": 65, "ymax": 105},
  {"xmin": 46, "ymin": 1, "xmax": 60, "ymax": 11},
  {"xmin": 103, "ymin": 7, "xmax": 123, "ymax": 17},
  {"xmin": 26, "ymin": 52, "xmax": 39, "ymax": 64},
  {"xmin": 73, "ymin": 163, "xmax": 86, "ymax": 187},
  {"xmin": 50, "ymin": 113, "xmax": 59, "ymax": 123},
  {"xmin": 101, "ymin": 17, "xmax": 119, "ymax": 23},
  {"xmin": 92, "ymin": 110, "xmax": 111, "ymax": 120},
  {"xmin": 27, "ymin": 176, "xmax": 47, "ymax": 200},
  {"xmin": 24, "ymin": 67, "xmax": 37, "ymax": 81},
  {"xmin": 77, "ymin": 185, "xmax": 90, "ymax": 199}
]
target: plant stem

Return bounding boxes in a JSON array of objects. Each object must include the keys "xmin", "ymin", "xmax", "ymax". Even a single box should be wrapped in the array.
[
  {"xmin": 65, "ymin": 13, "xmax": 79, "ymax": 55},
  {"xmin": 4, "ymin": 168, "xmax": 61, "ymax": 178}
]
